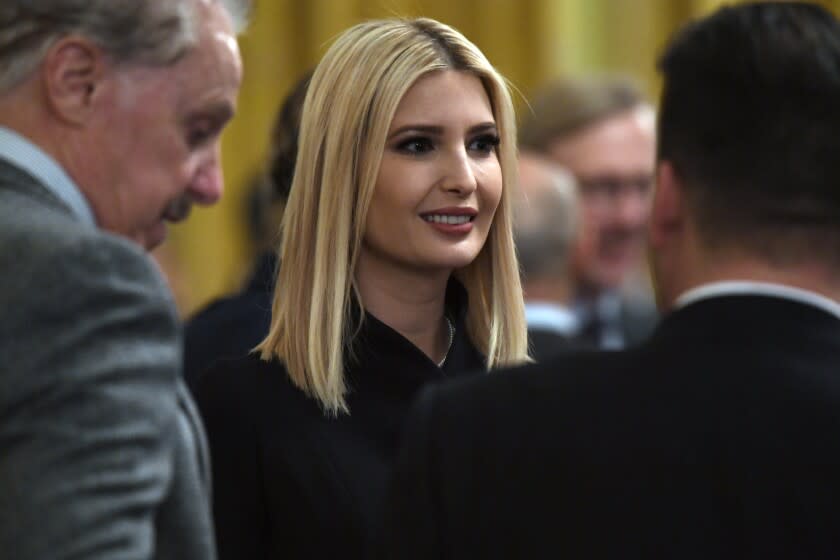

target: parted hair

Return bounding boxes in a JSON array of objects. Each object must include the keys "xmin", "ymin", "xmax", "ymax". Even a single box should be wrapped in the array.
[
  {"xmin": 0, "ymin": 0, "xmax": 250, "ymax": 94},
  {"xmin": 256, "ymin": 17, "xmax": 529, "ymax": 415},
  {"xmin": 658, "ymin": 1, "xmax": 840, "ymax": 265}
]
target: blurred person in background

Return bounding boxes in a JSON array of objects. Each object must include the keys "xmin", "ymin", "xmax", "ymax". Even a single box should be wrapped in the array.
[
  {"xmin": 384, "ymin": 2, "xmax": 840, "ymax": 557},
  {"xmin": 520, "ymin": 75, "xmax": 658, "ymax": 349},
  {"xmin": 0, "ymin": 0, "xmax": 245, "ymax": 558},
  {"xmin": 194, "ymin": 17, "xmax": 529, "ymax": 559},
  {"xmin": 514, "ymin": 152, "xmax": 580, "ymax": 360},
  {"xmin": 183, "ymin": 71, "xmax": 311, "ymax": 390}
]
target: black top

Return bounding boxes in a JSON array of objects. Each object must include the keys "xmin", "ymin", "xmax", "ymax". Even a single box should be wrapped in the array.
[
  {"xmin": 183, "ymin": 252, "xmax": 277, "ymax": 392},
  {"xmin": 384, "ymin": 294, "xmax": 840, "ymax": 558},
  {"xmin": 195, "ymin": 282, "xmax": 484, "ymax": 559}
]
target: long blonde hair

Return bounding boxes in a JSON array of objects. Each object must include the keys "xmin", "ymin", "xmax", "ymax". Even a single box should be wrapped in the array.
[{"xmin": 257, "ymin": 17, "xmax": 528, "ymax": 415}]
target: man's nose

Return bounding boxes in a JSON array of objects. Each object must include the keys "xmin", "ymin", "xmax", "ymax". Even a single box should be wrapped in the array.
[
  {"xmin": 190, "ymin": 150, "xmax": 224, "ymax": 206},
  {"xmin": 613, "ymin": 187, "xmax": 650, "ymax": 228}
]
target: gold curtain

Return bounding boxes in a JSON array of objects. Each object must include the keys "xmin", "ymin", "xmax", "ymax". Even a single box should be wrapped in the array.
[{"xmin": 164, "ymin": 0, "xmax": 840, "ymax": 316}]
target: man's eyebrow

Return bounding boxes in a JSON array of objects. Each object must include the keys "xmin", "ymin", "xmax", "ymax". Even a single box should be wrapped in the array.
[{"xmin": 188, "ymin": 101, "xmax": 236, "ymax": 124}]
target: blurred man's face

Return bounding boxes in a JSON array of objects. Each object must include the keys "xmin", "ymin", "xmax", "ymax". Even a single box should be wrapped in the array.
[
  {"xmin": 546, "ymin": 107, "xmax": 655, "ymax": 294},
  {"xmin": 84, "ymin": 2, "xmax": 242, "ymax": 249}
]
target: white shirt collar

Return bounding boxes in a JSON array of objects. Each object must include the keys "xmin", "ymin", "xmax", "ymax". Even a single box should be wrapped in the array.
[
  {"xmin": 0, "ymin": 126, "xmax": 96, "ymax": 227},
  {"xmin": 676, "ymin": 281, "xmax": 840, "ymax": 321}
]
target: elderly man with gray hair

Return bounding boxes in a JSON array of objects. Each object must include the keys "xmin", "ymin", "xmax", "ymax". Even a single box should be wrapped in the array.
[{"xmin": 0, "ymin": 1, "xmax": 246, "ymax": 558}]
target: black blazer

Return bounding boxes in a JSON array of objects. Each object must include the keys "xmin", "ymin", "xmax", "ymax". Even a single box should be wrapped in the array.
[
  {"xmin": 383, "ymin": 294, "xmax": 840, "ymax": 559},
  {"xmin": 195, "ymin": 283, "xmax": 484, "ymax": 560}
]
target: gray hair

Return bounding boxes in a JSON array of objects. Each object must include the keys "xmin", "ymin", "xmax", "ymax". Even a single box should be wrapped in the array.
[
  {"xmin": 0, "ymin": 0, "xmax": 250, "ymax": 94},
  {"xmin": 514, "ymin": 165, "xmax": 579, "ymax": 279}
]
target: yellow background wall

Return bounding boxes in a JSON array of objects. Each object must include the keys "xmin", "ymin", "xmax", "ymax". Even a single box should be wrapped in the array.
[{"xmin": 160, "ymin": 0, "xmax": 840, "ymax": 316}]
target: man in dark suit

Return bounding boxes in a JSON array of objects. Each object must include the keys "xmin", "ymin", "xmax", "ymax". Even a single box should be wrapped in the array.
[
  {"xmin": 520, "ymin": 74, "xmax": 658, "ymax": 349},
  {"xmin": 384, "ymin": 3, "xmax": 840, "ymax": 558},
  {"xmin": 0, "ymin": 1, "xmax": 245, "ymax": 558}
]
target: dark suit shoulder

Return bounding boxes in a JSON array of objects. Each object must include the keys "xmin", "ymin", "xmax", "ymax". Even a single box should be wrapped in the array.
[
  {"xmin": 1, "ymin": 217, "xmax": 178, "ymax": 392},
  {"xmin": 429, "ymin": 348, "xmax": 641, "ymax": 414},
  {"xmin": 387, "ymin": 298, "xmax": 840, "ymax": 559},
  {"xmin": 412, "ymin": 347, "xmax": 657, "ymax": 464},
  {"xmin": 0, "ymin": 184, "xmax": 166, "ymax": 295}
]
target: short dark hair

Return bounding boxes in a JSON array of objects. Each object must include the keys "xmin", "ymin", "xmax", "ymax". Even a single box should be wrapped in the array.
[{"xmin": 658, "ymin": 2, "xmax": 840, "ymax": 264}]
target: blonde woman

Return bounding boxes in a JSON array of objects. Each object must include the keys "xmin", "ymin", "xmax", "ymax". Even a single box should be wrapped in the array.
[{"xmin": 195, "ymin": 17, "xmax": 528, "ymax": 559}]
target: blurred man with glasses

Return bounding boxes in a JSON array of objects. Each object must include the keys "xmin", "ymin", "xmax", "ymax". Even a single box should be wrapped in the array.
[{"xmin": 520, "ymin": 76, "xmax": 658, "ymax": 349}]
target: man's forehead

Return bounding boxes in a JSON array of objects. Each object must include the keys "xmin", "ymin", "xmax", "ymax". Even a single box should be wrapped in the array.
[
  {"xmin": 193, "ymin": 0, "xmax": 241, "ymax": 70},
  {"xmin": 548, "ymin": 111, "xmax": 654, "ymax": 167}
]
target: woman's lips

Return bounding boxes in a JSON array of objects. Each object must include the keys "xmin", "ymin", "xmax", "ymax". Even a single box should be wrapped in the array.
[{"xmin": 420, "ymin": 210, "xmax": 476, "ymax": 234}]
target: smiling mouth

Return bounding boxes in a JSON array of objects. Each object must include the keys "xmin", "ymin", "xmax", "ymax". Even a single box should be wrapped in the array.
[{"xmin": 422, "ymin": 214, "xmax": 475, "ymax": 225}]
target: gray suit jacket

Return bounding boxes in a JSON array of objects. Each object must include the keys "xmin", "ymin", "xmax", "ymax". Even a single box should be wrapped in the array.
[{"xmin": 0, "ymin": 161, "xmax": 216, "ymax": 559}]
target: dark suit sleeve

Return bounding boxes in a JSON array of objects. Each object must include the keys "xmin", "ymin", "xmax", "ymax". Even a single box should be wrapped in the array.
[
  {"xmin": 381, "ymin": 384, "xmax": 446, "ymax": 560},
  {"xmin": 0, "ymin": 236, "xmax": 184, "ymax": 559},
  {"xmin": 194, "ymin": 363, "xmax": 268, "ymax": 560}
]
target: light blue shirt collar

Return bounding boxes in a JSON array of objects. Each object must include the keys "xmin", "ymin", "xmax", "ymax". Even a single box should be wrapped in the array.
[
  {"xmin": 525, "ymin": 301, "xmax": 580, "ymax": 336},
  {"xmin": 0, "ymin": 126, "xmax": 96, "ymax": 227},
  {"xmin": 676, "ymin": 281, "xmax": 840, "ymax": 321}
]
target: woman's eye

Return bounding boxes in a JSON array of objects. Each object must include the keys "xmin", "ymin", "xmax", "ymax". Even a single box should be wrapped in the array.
[
  {"xmin": 397, "ymin": 137, "xmax": 434, "ymax": 154},
  {"xmin": 469, "ymin": 134, "xmax": 500, "ymax": 154}
]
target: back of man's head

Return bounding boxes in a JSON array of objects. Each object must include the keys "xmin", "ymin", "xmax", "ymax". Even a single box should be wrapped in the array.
[
  {"xmin": 658, "ymin": 2, "xmax": 840, "ymax": 267},
  {"xmin": 514, "ymin": 154, "xmax": 578, "ymax": 288}
]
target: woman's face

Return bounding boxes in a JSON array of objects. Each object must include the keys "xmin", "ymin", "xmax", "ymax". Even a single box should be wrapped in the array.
[{"xmin": 361, "ymin": 70, "xmax": 503, "ymax": 277}]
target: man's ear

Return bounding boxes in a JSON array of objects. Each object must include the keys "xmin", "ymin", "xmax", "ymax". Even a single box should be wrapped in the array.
[
  {"xmin": 41, "ymin": 36, "xmax": 108, "ymax": 125},
  {"xmin": 648, "ymin": 160, "xmax": 685, "ymax": 249}
]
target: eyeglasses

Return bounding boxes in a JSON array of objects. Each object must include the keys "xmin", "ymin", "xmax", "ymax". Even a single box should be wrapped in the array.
[{"xmin": 576, "ymin": 174, "xmax": 654, "ymax": 206}]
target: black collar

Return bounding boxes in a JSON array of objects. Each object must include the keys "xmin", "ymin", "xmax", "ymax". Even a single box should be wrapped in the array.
[{"xmin": 345, "ymin": 278, "xmax": 484, "ymax": 400}]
